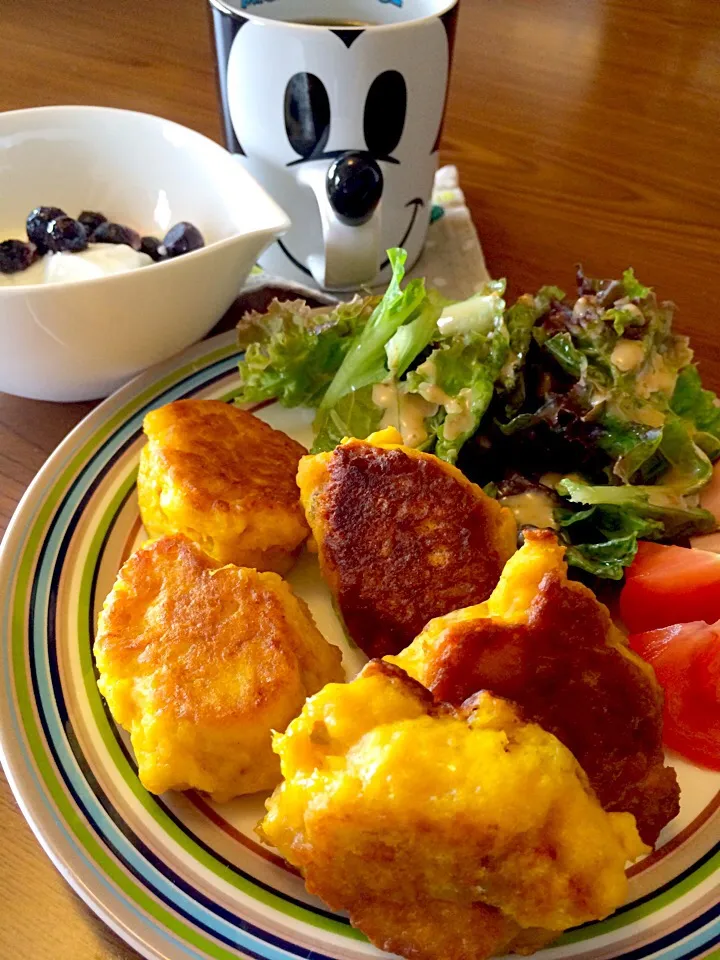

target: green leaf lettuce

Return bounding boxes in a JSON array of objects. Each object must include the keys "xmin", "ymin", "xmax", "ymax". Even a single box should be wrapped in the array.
[{"xmin": 235, "ymin": 296, "xmax": 377, "ymax": 408}]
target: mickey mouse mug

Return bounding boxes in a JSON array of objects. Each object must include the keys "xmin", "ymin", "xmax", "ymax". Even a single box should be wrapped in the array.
[{"xmin": 208, "ymin": 0, "xmax": 459, "ymax": 290}]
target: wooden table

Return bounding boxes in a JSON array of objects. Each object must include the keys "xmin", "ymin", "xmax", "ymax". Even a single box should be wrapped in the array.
[{"xmin": 2, "ymin": 0, "xmax": 720, "ymax": 956}]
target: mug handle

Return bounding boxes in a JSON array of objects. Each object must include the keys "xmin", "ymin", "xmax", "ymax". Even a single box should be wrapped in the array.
[{"xmin": 296, "ymin": 165, "xmax": 380, "ymax": 291}]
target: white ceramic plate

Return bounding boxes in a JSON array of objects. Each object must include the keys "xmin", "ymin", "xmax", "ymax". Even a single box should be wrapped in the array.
[{"xmin": 0, "ymin": 331, "xmax": 718, "ymax": 960}]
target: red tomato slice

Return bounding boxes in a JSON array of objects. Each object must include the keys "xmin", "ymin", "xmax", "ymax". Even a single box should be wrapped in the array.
[
  {"xmin": 620, "ymin": 541, "xmax": 720, "ymax": 634},
  {"xmin": 629, "ymin": 621, "xmax": 720, "ymax": 770}
]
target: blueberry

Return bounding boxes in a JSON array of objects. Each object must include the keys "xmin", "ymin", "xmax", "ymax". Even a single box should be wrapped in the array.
[
  {"xmin": 45, "ymin": 216, "xmax": 88, "ymax": 253},
  {"xmin": 78, "ymin": 210, "xmax": 107, "ymax": 235},
  {"xmin": 163, "ymin": 222, "xmax": 204, "ymax": 258},
  {"xmin": 140, "ymin": 236, "xmax": 166, "ymax": 262},
  {"xmin": 92, "ymin": 221, "xmax": 141, "ymax": 249},
  {"xmin": 27, "ymin": 206, "xmax": 67, "ymax": 253},
  {"xmin": 0, "ymin": 239, "xmax": 38, "ymax": 274}
]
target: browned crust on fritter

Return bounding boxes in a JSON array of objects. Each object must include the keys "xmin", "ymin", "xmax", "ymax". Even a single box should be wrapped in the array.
[
  {"xmin": 426, "ymin": 572, "xmax": 680, "ymax": 845},
  {"xmin": 316, "ymin": 441, "xmax": 513, "ymax": 658},
  {"xmin": 144, "ymin": 399, "xmax": 309, "ymax": 518},
  {"xmin": 345, "ymin": 897, "xmax": 556, "ymax": 960},
  {"xmin": 362, "ymin": 659, "xmax": 454, "ymax": 718},
  {"xmin": 96, "ymin": 534, "xmax": 310, "ymax": 725}
]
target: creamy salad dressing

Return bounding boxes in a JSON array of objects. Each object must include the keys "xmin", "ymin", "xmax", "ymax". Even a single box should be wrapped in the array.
[
  {"xmin": 500, "ymin": 490, "xmax": 558, "ymax": 530},
  {"xmin": 636, "ymin": 354, "xmax": 677, "ymax": 397},
  {"xmin": 416, "ymin": 359, "xmax": 436, "ymax": 378},
  {"xmin": 442, "ymin": 388, "xmax": 475, "ymax": 441},
  {"xmin": 372, "ymin": 380, "xmax": 476, "ymax": 446},
  {"xmin": 611, "ymin": 339, "xmax": 645, "ymax": 372},
  {"xmin": 634, "ymin": 404, "xmax": 666, "ymax": 428},
  {"xmin": 372, "ymin": 382, "xmax": 438, "ymax": 448},
  {"xmin": 417, "ymin": 382, "xmax": 453, "ymax": 406},
  {"xmin": 572, "ymin": 296, "xmax": 592, "ymax": 321},
  {"xmin": 414, "ymin": 360, "xmax": 477, "ymax": 442}
]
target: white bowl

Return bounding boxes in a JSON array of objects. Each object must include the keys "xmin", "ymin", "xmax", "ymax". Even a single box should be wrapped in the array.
[{"xmin": 0, "ymin": 106, "xmax": 290, "ymax": 401}]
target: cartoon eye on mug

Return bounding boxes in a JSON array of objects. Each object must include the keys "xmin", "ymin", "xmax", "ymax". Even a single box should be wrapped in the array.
[
  {"xmin": 364, "ymin": 70, "xmax": 407, "ymax": 160},
  {"xmin": 284, "ymin": 73, "xmax": 331, "ymax": 160},
  {"xmin": 215, "ymin": 0, "xmax": 458, "ymax": 290}
]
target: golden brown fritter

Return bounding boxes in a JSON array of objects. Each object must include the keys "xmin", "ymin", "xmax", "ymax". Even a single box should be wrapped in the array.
[
  {"xmin": 137, "ymin": 399, "xmax": 309, "ymax": 574},
  {"xmin": 391, "ymin": 530, "xmax": 680, "ymax": 845},
  {"xmin": 94, "ymin": 534, "xmax": 344, "ymax": 801},
  {"xmin": 259, "ymin": 660, "xmax": 648, "ymax": 960},
  {"xmin": 347, "ymin": 897, "xmax": 556, "ymax": 960},
  {"xmin": 297, "ymin": 427, "xmax": 516, "ymax": 658}
]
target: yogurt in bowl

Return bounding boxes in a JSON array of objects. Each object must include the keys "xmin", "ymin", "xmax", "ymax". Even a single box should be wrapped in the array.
[
  {"xmin": 0, "ymin": 241, "xmax": 153, "ymax": 285},
  {"xmin": 0, "ymin": 105, "xmax": 290, "ymax": 401}
]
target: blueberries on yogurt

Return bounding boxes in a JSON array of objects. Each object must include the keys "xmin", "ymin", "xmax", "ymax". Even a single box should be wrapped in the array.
[
  {"xmin": 45, "ymin": 216, "xmax": 88, "ymax": 253},
  {"xmin": 163, "ymin": 222, "xmax": 205, "ymax": 257},
  {"xmin": 78, "ymin": 210, "xmax": 108, "ymax": 235},
  {"xmin": 0, "ymin": 239, "xmax": 37, "ymax": 274},
  {"xmin": 92, "ymin": 221, "xmax": 141, "ymax": 250},
  {"xmin": 0, "ymin": 206, "xmax": 205, "ymax": 275},
  {"xmin": 140, "ymin": 236, "xmax": 166, "ymax": 262},
  {"xmin": 26, "ymin": 206, "xmax": 67, "ymax": 254}
]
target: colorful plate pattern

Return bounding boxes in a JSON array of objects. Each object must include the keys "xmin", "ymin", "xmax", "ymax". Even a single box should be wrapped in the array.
[{"xmin": 0, "ymin": 332, "xmax": 718, "ymax": 960}]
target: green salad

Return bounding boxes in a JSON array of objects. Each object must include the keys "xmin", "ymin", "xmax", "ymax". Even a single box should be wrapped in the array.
[{"xmin": 236, "ymin": 248, "xmax": 720, "ymax": 579}]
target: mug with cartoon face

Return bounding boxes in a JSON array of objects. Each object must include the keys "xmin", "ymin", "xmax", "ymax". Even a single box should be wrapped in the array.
[{"xmin": 208, "ymin": 0, "xmax": 459, "ymax": 291}]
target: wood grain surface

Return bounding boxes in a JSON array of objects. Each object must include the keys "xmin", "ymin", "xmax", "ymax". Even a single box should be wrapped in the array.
[{"xmin": 2, "ymin": 0, "xmax": 720, "ymax": 957}]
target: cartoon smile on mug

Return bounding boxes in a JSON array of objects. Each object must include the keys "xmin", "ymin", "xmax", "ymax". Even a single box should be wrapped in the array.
[{"xmin": 218, "ymin": 7, "xmax": 456, "ymax": 289}]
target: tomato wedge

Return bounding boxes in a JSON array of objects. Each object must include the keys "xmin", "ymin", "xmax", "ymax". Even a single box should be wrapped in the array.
[
  {"xmin": 620, "ymin": 541, "xmax": 720, "ymax": 634},
  {"xmin": 629, "ymin": 621, "xmax": 720, "ymax": 770}
]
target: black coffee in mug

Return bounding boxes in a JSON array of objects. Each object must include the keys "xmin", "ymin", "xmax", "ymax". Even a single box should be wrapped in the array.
[{"xmin": 291, "ymin": 18, "xmax": 376, "ymax": 26}]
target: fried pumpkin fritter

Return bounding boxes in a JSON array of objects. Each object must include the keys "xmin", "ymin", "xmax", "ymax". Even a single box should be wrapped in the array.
[
  {"xmin": 390, "ymin": 530, "xmax": 680, "ymax": 845},
  {"xmin": 297, "ymin": 427, "xmax": 516, "ymax": 658},
  {"xmin": 138, "ymin": 399, "xmax": 309, "ymax": 574},
  {"xmin": 260, "ymin": 660, "xmax": 648, "ymax": 960},
  {"xmin": 94, "ymin": 534, "xmax": 344, "ymax": 801}
]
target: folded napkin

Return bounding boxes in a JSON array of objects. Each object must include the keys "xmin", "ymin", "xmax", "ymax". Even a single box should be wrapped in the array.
[{"xmin": 241, "ymin": 166, "xmax": 489, "ymax": 305}]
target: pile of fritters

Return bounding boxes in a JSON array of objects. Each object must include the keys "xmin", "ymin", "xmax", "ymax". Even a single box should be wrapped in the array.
[
  {"xmin": 268, "ymin": 426, "xmax": 679, "ymax": 959},
  {"xmin": 390, "ymin": 529, "xmax": 680, "ymax": 845},
  {"xmin": 95, "ymin": 400, "xmax": 342, "ymax": 802},
  {"xmin": 93, "ymin": 398, "xmax": 682, "ymax": 960}
]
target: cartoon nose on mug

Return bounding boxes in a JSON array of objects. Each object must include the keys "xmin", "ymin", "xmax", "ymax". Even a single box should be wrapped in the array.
[
  {"xmin": 326, "ymin": 153, "xmax": 383, "ymax": 227},
  {"xmin": 293, "ymin": 151, "xmax": 385, "ymax": 289}
]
